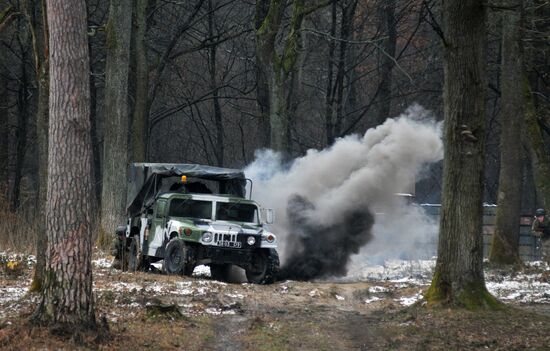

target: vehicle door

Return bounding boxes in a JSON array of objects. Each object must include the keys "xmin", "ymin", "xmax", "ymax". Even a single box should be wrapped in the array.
[{"xmin": 148, "ymin": 199, "xmax": 167, "ymax": 256}]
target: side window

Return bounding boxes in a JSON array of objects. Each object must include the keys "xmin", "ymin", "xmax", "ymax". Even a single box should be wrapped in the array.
[{"xmin": 156, "ymin": 200, "xmax": 166, "ymax": 218}]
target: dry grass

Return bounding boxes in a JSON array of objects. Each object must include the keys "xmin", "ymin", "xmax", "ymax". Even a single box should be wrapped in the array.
[{"xmin": 0, "ymin": 196, "xmax": 37, "ymax": 253}]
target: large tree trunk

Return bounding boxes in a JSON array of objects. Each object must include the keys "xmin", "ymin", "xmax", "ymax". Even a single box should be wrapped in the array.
[
  {"xmin": 490, "ymin": 1, "xmax": 523, "ymax": 265},
  {"xmin": 34, "ymin": 0, "xmax": 96, "ymax": 326},
  {"xmin": 256, "ymin": 0, "xmax": 308, "ymax": 155},
  {"xmin": 30, "ymin": 0, "xmax": 49, "ymax": 292},
  {"xmin": 375, "ymin": 0, "xmax": 397, "ymax": 126},
  {"xmin": 99, "ymin": 0, "xmax": 133, "ymax": 245},
  {"xmin": 426, "ymin": 0, "xmax": 498, "ymax": 308},
  {"xmin": 130, "ymin": 0, "xmax": 150, "ymax": 162}
]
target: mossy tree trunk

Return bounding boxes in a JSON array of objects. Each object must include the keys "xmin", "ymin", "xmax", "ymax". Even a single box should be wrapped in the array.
[
  {"xmin": 34, "ymin": 0, "xmax": 96, "ymax": 326},
  {"xmin": 489, "ymin": 1, "xmax": 523, "ymax": 265},
  {"xmin": 99, "ymin": 0, "xmax": 133, "ymax": 246},
  {"xmin": 426, "ymin": 0, "xmax": 499, "ymax": 309},
  {"xmin": 256, "ymin": 0, "xmax": 311, "ymax": 155}
]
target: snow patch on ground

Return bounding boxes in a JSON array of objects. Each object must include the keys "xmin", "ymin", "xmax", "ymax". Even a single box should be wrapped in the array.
[
  {"xmin": 397, "ymin": 291, "xmax": 423, "ymax": 306},
  {"xmin": 486, "ymin": 270, "xmax": 550, "ymax": 304},
  {"xmin": 92, "ymin": 258, "xmax": 112, "ymax": 269},
  {"xmin": 193, "ymin": 265, "xmax": 211, "ymax": 277},
  {"xmin": 351, "ymin": 259, "xmax": 550, "ymax": 305},
  {"xmin": 0, "ymin": 285, "xmax": 32, "ymax": 319},
  {"xmin": 346, "ymin": 259, "xmax": 435, "ymax": 285},
  {"xmin": 365, "ymin": 296, "xmax": 382, "ymax": 304},
  {"xmin": 0, "ymin": 287, "xmax": 26, "ymax": 304}
]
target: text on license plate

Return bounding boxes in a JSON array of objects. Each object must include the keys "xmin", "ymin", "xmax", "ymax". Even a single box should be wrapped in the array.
[{"xmin": 218, "ymin": 240, "xmax": 242, "ymax": 248}]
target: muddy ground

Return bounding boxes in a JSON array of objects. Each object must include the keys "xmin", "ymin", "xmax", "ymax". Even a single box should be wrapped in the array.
[{"xmin": 1, "ymin": 252, "xmax": 550, "ymax": 350}]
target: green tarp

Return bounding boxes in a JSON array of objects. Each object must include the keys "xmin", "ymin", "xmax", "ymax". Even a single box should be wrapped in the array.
[{"xmin": 126, "ymin": 163, "xmax": 246, "ymax": 216}]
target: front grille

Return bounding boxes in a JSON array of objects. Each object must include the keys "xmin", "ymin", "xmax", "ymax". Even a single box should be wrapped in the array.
[{"xmin": 213, "ymin": 232, "xmax": 240, "ymax": 248}]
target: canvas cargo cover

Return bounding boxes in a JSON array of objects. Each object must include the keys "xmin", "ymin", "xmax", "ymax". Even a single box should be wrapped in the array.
[{"xmin": 126, "ymin": 163, "xmax": 247, "ymax": 216}]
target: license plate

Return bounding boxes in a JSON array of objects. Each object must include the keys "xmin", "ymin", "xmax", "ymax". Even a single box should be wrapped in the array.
[{"xmin": 219, "ymin": 240, "xmax": 241, "ymax": 248}]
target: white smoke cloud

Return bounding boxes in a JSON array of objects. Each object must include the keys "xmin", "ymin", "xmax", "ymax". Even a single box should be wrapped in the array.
[{"xmin": 245, "ymin": 104, "xmax": 443, "ymax": 267}]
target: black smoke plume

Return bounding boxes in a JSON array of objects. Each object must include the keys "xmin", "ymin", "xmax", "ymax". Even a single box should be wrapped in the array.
[{"xmin": 279, "ymin": 194, "xmax": 374, "ymax": 281}]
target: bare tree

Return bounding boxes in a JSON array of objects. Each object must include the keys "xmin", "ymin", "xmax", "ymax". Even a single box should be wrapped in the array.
[
  {"xmin": 525, "ymin": 80, "xmax": 550, "ymax": 209},
  {"xmin": 426, "ymin": 0, "xmax": 499, "ymax": 308},
  {"xmin": 522, "ymin": 0, "xmax": 550, "ymax": 210},
  {"xmin": 324, "ymin": 0, "xmax": 359, "ymax": 145},
  {"xmin": 34, "ymin": 0, "xmax": 96, "ymax": 326},
  {"xmin": 0, "ymin": 30, "xmax": 8, "ymax": 195},
  {"xmin": 100, "ymin": 0, "xmax": 133, "ymax": 244},
  {"xmin": 256, "ymin": 0, "xmax": 319, "ymax": 154},
  {"xmin": 130, "ymin": 0, "xmax": 152, "ymax": 162},
  {"xmin": 490, "ymin": 1, "xmax": 523, "ymax": 265},
  {"xmin": 28, "ymin": 0, "xmax": 50, "ymax": 292},
  {"xmin": 374, "ymin": 0, "xmax": 397, "ymax": 126},
  {"xmin": 10, "ymin": 16, "xmax": 30, "ymax": 212},
  {"xmin": 207, "ymin": 0, "xmax": 224, "ymax": 166}
]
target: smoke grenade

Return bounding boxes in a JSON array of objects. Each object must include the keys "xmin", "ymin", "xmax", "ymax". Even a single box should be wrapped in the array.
[{"xmin": 245, "ymin": 105, "xmax": 443, "ymax": 281}]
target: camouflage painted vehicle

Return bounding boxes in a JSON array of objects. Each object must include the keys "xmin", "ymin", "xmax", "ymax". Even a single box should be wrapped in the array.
[{"xmin": 116, "ymin": 163, "xmax": 279, "ymax": 284}]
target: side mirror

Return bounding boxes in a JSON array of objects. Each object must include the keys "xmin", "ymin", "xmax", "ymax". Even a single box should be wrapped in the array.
[
  {"xmin": 146, "ymin": 208, "xmax": 154, "ymax": 215},
  {"xmin": 262, "ymin": 208, "xmax": 275, "ymax": 224}
]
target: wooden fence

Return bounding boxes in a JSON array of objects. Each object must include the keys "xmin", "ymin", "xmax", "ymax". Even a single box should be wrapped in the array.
[{"xmin": 420, "ymin": 204, "xmax": 540, "ymax": 261}]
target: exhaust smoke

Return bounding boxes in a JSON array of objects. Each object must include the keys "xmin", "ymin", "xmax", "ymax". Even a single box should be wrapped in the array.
[{"xmin": 245, "ymin": 105, "xmax": 443, "ymax": 281}]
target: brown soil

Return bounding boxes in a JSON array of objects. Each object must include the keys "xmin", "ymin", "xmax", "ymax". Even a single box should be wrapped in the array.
[{"xmin": 1, "ymin": 256, "xmax": 550, "ymax": 350}]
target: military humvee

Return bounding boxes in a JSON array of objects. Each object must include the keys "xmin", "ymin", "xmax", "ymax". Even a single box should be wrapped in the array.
[{"xmin": 116, "ymin": 163, "xmax": 279, "ymax": 284}]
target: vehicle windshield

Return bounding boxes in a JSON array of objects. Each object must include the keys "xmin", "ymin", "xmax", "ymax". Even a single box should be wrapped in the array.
[
  {"xmin": 168, "ymin": 199, "xmax": 212, "ymax": 219},
  {"xmin": 216, "ymin": 202, "xmax": 258, "ymax": 223}
]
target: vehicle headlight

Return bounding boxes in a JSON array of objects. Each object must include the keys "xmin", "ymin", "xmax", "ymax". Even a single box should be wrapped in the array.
[
  {"xmin": 202, "ymin": 231, "xmax": 213, "ymax": 243},
  {"xmin": 247, "ymin": 236, "xmax": 256, "ymax": 246},
  {"xmin": 262, "ymin": 232, "xmax": 276, "ymax": 243}
]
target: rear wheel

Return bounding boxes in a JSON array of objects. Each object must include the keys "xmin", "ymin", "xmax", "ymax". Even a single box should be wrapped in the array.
[
  {"xmin": 245, "ymin": 249, "xmax": 279, "ymax": 284},
  {"xmin": 164, "ymin": 239, "xmax": 187, "ymax": 275}
]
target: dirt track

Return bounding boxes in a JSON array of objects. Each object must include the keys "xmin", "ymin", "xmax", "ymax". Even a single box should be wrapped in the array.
[{"xmin": 1, "ymin": 254, "xmax": 550, "ymax": 350}]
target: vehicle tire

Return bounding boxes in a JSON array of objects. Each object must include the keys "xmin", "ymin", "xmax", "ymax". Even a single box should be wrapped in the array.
[
  {"xmin": 164, "ymin": 239, "xmax": 187, "ymax": 275},
  {"xmin": 210, "ymin": 264, "xmax": 231, "ymax": 282},
  {"xmin": 245, "ymin": 249, "xmax": 279, "ymax": 284},
  {"xmin": 128, "ymin": 236, "xmax": 142, "ymax": 272}
]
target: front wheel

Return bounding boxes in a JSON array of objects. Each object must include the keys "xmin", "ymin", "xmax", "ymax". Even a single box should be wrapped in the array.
[
  {"xmin": 245, "ymin": 249, "xmax": 279, "ymax": 284},
  {"xmin": 164, "ymin": 239, "xmax": 187, "ymax": 275}
]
